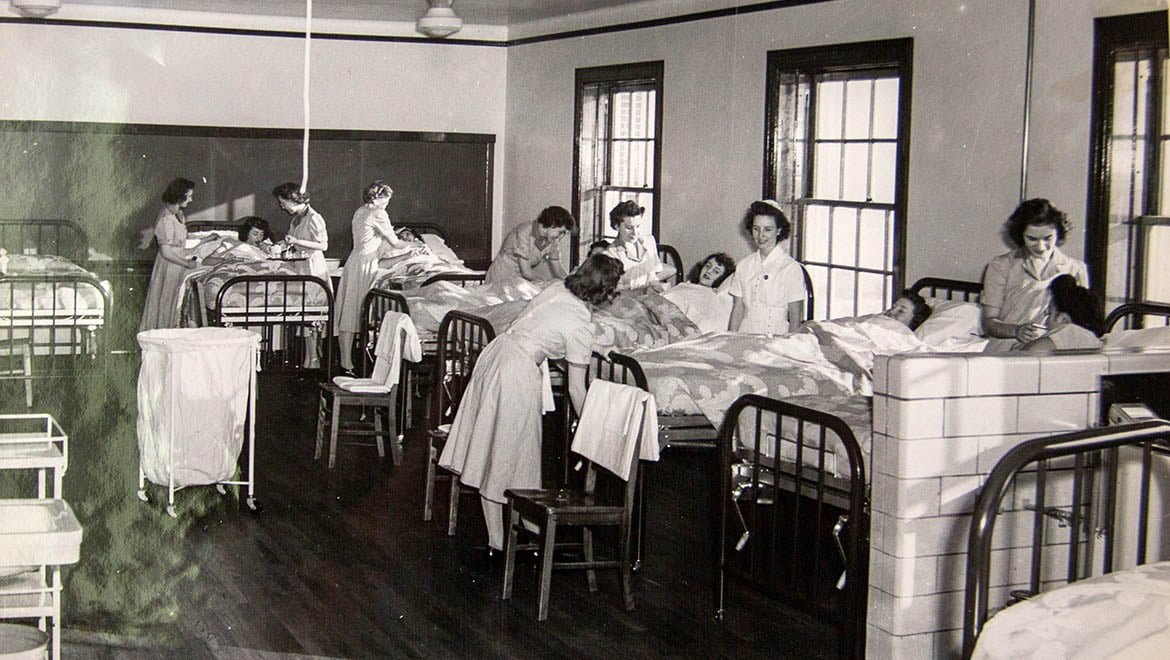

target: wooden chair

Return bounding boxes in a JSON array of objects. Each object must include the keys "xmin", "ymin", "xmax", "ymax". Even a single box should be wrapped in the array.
[
  {"xmin": 656, "ymin": 243, "xmax": 684, "ymax": 286},
  {"xmin": 423, "ymin": 310, "xmax": 495, "ymax": 532},
  {"xmin": 315, "ymin": 316, "xmax": 409, "ymax": 468},
  {"xmin": 360, "ymin": 289, "xmax": 413, "ymax": 427},
  {"xmin": 501, "ymin": 386, "xmax": 648, "ymax": 621}
]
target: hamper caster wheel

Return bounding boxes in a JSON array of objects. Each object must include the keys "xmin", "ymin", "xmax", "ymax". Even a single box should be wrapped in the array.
[
  {"xmin": 166, "ymin": 504, "xmax": 178, "ymax": 518},
  {"xmin": 246, "ymin": 497, "xmax": 263, "ymax": 513},
  {"xmin": 136, "ymin": 489, "xmax": 149, "ymax": 503}
]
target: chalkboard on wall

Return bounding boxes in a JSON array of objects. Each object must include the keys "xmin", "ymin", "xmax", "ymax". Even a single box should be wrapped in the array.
[{"xmin": 0, "ymin": 121, "xmax": 494, "ymax": 267}]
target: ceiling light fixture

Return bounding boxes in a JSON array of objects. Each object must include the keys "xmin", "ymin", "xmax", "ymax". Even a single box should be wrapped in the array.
[
  {"xmin": 416, "ymin": 0, "xmax": 463, "ymax": 39},
  {"xmin": 10, "ymin": 0, "xmax": 61, "ymax": 18}
]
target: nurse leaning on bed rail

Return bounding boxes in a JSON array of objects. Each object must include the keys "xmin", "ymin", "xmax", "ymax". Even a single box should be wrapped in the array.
[{"xmin": 980, "ymin": 198, "xmax": 1089, "ymax": 352}]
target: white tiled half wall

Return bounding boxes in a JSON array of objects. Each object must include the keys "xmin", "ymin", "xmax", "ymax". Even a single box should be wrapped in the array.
[{"xmin": 866, "ymin": 347, "xmax": 1170, "ymax": 659}]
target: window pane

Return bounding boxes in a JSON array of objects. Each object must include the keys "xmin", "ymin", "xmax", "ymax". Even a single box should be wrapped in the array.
[
  {"xmin": 829, "ymin": 268, "xmax": 856, "ymax": 318},
  {"xmin": 844, "ymin": 79, "xmax": 873, "ymax": 140},
  {"xmin": 813, "ymin": 143, "xmax": 842, "ymax": 198},
  {"xmin": 841, "ymin": 143, "xmax": 869, "ymax": 201},
  {"xmin": 803, "ymin": 204, "xmax": 831, "ymax": 263},
  {"xmin": 816, "ymin": 81, "xmax": 844, "ymax": 140},
  {"xmin": 857, "ymin": 272, "xmax": 887, "ymax": 316},
  {"xmin": 1112, "ymin": 60, "xmax": 1137, "ymax": 136},
  {"xmin": 807, "ymin": 264, "xmax": 829, "ymax": 320},
  {"xmin": 629, "ymin": 141, "xmax": 647, "ymax": 187},
  {"xmin": 857, "ymin": 208, "xmax": 888, "ymax": 271},
  {"xmin": 872, "ymin": 78, "xmax": 900, "ymax": 139},
  {"xmin": 829, "ymin": 206, "xmax": 858, "ymax": 267},
  {"xmin": 870, "ymin": 142, "xmax": 897, "ymax": 204}
]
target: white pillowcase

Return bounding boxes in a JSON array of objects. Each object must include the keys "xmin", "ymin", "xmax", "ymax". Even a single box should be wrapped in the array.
[{"xmin": 914, "ymin": 300, "xmax": 984, "ymax": 346}]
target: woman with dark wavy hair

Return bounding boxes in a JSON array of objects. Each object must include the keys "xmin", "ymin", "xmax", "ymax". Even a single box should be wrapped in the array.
[
  {"xmin": 727, "ymin": 200, "xmax": 808, "ymax": 334},
  {"xmin": 1018, "ymin": 275, "xmax": 1104, "ymax": 352},
  {"xmin": 439, "ymin": 253, "xmax": 622, "ymax": 551},
  {"xmin": 981, "ymin": 198, "xmax": 1089, "ymax": 351}
]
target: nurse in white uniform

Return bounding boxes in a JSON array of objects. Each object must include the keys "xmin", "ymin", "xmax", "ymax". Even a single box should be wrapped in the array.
[{"xmin": 727, "ymin": 199, "xmax": 807, "ymax": 335}]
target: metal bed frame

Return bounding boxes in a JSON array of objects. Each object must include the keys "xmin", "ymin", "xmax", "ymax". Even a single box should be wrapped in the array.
[
  {"xmin": 203, "ymin": 274, "xmax": 333, "ymax": 377},
  {"xmin": 656, "ymin": 243, "xmax": 684, "ymax": 286},
  {"xmin": 1104, "ymin": 301, "xmax": 1170, "ymax": 331},
  {"xmin": 961, "ymin": 420, "xmax": 1170, "ymax": 658},
  {"xmin": 0, "ymin": 219, "xmax": 109, "ymax": 380},
  {"xmin": 715, "ymin": 394, "xmax": 869, "ymax": 660}
]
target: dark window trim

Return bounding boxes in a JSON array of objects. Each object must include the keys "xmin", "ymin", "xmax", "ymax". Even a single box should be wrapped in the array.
[
  {"xmin": 571, "ymin": 60, "xmax": 664, "ymax": 263},
  {"xmin": 763, "ymin": 37, "xmax": 913, "ymax": 295},
  {"xmin": 1085, "ymin": 10, "xmax": 1168, "ymax": 301},
  {"xmin": 0, "ymin": 120, "xmax": 494, "ymax": 144}
]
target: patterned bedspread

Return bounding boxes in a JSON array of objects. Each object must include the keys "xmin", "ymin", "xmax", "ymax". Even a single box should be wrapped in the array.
[
  {"xmin": 373, "ymin": 251, "xmax": 482, "ymax": 290},
  {"xmin": 973, "ymin": 560, "xmax": 1170, "ymax": 659},
  {"xmin": 195, "ymin": 260, "xmax": 330, "ymax": 311},
  {"xmin": 401, "ymin": 278, "xmax": 546, "ymax": 335},
  {"xmin": 0, "ymin": 254, "xmax": 109, "ymax": 315}
]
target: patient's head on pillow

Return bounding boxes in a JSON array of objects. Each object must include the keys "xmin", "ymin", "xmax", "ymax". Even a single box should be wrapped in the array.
[
  {"xmin": 687, "ymin": 252, "xmax": 736, "ymax": 289},
  {"xmin": 396, "ymin": 227, "xmax": 420, "ymax": 243},
  {"xmin": 884, "ymin": 290, "xmax": 932, "ymax": 330},
  {"xmin": 1048, "ymin": 274, "xmax": 1104, "ymax": 336},
  {"xmin": 588, "ymin": 239, "xmax": 611, "ymax": 257},
  {"xmin": 237, "ymin": 216, "xmax": 272, "ymax": 246},
  {"xmin": 566, "ymin": 253, "xmax": 623, "ymax": 306}
]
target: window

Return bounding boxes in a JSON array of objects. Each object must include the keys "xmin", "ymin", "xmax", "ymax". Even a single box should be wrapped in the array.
[
  {"xmin": 1087, "ymin": 11, "xmax": 1169, "ymax": 311},
  {"xmin": 573, "ymin": 61, "xmax": 663, "ymax": 265},
  {"xmin": 765, "ymin": 40, "xmax": 912, "ymax": 320}
]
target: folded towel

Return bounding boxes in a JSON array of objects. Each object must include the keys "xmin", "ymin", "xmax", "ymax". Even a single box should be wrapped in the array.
[
  {"xmin": 539, "ymin": 359, "xmax": 555, "ymax": 413},
  {"xmin": 368, "ymin": 311, "xmax": 422, "ymax": 388},
  {"xmin": 570, "ymin": 380, "xmax": 659, "ymax": 481},
  {"xmin": 331, "ymin": 376, "xmax": 393, "ymax": 394}
]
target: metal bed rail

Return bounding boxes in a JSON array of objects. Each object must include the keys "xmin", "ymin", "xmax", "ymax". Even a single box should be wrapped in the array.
[
  {"xmin": 1103, "ymin": 301, "xmax": 1170, "ymax": 332},
  {"xmin": 910, "ymin": 277, "xmax": 983, "ymax": 302},
  {"xmin": 0, "ymin": 272, "xmax": 109, "ymax": 380},
  {"xmin": 0, "ymin": 219, "xmax": 88, "ymax": 263},
  {"xmin": 208, "ymin": 274, "xmax": 333, "ymax": 378},
  {"xmin": 715, "ymin": 393, "xmax": 869, "ymax": 660},
  {"xmin": 962, "ymin": 420, "xmax": 1170, "ymax": 658}
]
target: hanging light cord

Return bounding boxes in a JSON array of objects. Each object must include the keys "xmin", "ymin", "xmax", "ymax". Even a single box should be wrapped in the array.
[{"xmin": 300, "ymin": 0, "xmax": 313, "ymax": 193}]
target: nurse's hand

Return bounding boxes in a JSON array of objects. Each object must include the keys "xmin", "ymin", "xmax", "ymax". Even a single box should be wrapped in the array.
[{"xmin": 1015, "ymin": 322, "xmax": 1046, "ymax": 343}]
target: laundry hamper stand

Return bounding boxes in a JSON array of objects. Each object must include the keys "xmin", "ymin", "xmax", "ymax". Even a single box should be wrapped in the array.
[{"xmin": 135, "ymin": 328, "xmax": 260, "ymax": 517}]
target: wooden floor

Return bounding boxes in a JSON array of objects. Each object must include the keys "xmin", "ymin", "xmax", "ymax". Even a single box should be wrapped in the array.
[{"xmin": 6, "ymin": 362, "xmax": 837, "ymax": 659}]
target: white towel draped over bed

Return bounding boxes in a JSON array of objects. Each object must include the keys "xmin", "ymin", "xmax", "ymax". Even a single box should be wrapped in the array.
[
  {"xmin": 570, "ymin": 380, "xmax": 659, "ymax": 481},
  {"xmin": 333, "ymin": 311, "xmax": 421, "ymax": 393}
]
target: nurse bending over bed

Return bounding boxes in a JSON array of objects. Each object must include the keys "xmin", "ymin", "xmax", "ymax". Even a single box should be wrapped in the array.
[
  {"xmin": 727, "ymin": 200, "xmax": 808, "ymax": 335},
  {"xmin": 438, "ymin": 253, "xmax": 624, "ymax": 551}
]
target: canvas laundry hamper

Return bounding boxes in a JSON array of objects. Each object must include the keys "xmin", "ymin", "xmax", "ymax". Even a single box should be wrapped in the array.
[{"xmin": 136, "ymin": 327, "xmax": 259, "ymax": 516}]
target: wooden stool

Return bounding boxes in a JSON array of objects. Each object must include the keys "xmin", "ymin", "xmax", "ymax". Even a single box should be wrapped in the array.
[{"xmin": 315, "ymin": 383, "xmax": 401, "ymax": 468}]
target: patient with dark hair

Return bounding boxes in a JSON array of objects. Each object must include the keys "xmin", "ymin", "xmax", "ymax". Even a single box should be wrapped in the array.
[{"xmin": 1017, "ymin": 274, "xmax": 1104, "ymax": 352}]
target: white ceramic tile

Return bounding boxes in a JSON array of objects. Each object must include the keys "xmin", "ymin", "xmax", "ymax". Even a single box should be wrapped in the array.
[
  {"xmin": 1016, "ymin": 393, "xmax": 1092, "ymax": 433},
  {"xmin": 872, "ymin": 393, "xmax": 888, "ymax": 435},
  {"xmin": 869, "ymin": 510, "xmax": 892, "ymax": 554},
  {"xmin": 965, "ymin": 354, "xmax": 1040, "ymax": 396},
  {"xmin": 892, "ymin": 436, "xmax": 980, "ymax": 479},
  {"xmin": 889, "ymin": 632, "xmax": 936, "ymax": 659},
  {"xmin": 944, "ymin": 396, "xmax": 1019, "ymax": 437},
  {"xmin": 880, "ymin": 589, "xmax": 965, "ymax": 636},
  {"xmin": 939, "ymin": 475, "xmax": 980, "ymax": 515},
  {"xmin": 866, "ymin": 624, "xmax": 894, "ymax": 659},
  {"xmin": 1087, "ymin": 392, "xmax": 1102, "ymax": 425},
  {"xmin": 888, "ymin": 550, "xmax": 941, "ymax": 597},
  {"xmin": 933, "ymin": 628, "xmax": 964, "ymax": 659},
  {"xmin": 976, "ymin": 432, "xmax": 1043, "ymax": 473},
  {"xmin": 873, "ymin": 354, "xmax": 891, "ymax": 395},
  {"xmin": 889, "ymin": 514, "xmax": 968, "ymax": 558},
  {"xmin": 1104, "ymin": 349, "xmax": 1170, "ymax": 375},
  {"xmin": 887, "ymin": 398, "xmax": 946, "ymax": 440},
  {"xmin": 874, "ymin": 475, "xmax": 941, "ymax": 520},
  {"xmin": 867, "ymin": 587, "xmax": 896, "ymax": 635},
  {"xmin": 871, "ymin": 432, "xmax": 893, "ymax": 480},
  {"xmin": 1038, "ymin": 352, "xmax": 1107, "ymax": 393},
  {"xmin": 886, "ymin": 354, "xmax": 968, "ymax": 399},
  {"xmin": 934, "ymin": 552, "xmax": 967, "ymax": 593}
]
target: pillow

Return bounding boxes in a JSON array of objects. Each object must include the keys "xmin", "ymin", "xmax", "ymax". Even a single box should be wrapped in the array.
[
  {"xmin": 421, "ymin": 234, "xmax": 464, "ymax": 266},
  {"xmin": 914, "ymin": 300, "xmax": 983, "ymax": 346},
  {"xmin": 1104, "ymin": 326, "xmax": 1170, "ymax": 349}
]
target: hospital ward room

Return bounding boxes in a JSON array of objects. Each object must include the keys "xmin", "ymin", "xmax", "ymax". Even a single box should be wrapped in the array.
[{"xmin": 3, "ymin": 0, "xmax": 1170, "ymax": 658}]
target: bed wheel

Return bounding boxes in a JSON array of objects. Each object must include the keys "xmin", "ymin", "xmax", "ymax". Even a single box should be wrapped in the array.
[
  {"xmin": 166, "ymin": 504, "xmax": 178, "ymax": 518},
  {"xmin": 136, "ymin": 489, "xmax": 149, "ymax": 503},
  {"xmin": 246, "ymin": 497, "xmax": 263, "ymax": 513}
]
